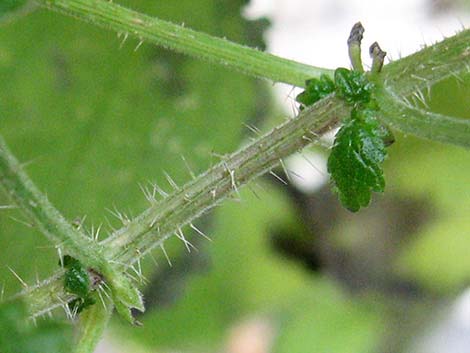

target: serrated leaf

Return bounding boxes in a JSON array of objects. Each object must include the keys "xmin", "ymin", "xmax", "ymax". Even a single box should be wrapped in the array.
[
  {"xmin": 327, "ymin": 109, "xmax": 388, "ymax": 212},
  {"xmin": 334, "ymin": 68, "xmax": 373, "ymax": 105},
  {"xmin": 296, "ymin": 74, "xmax": 335, "ymax": 109}
]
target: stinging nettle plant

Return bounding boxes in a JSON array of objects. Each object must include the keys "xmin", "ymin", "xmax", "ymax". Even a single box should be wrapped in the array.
[{"xmin": 0, "ymin": 0, "xmax": 469, "ymax": 351}]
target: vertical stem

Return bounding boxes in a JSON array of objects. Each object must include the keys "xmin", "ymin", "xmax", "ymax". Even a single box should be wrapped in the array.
[
  {"xmin": 0, "ymin": 135, "xmax": 143, "ymax": 324},
  {"xmin": 74, "ymin": 298, "xmax": 113, "ymax": 353},
  {"xmin": 0, "ymin": 136, "xmax": 106, "ymax": 270}
]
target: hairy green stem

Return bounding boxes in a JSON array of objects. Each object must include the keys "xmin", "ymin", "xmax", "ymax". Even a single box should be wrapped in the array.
[
  {"xmin": 35, "ymin": 0, "xmax": 332, "ymax": 86},
  {"xmin": 377, "ymin": 87, "xmax": 470, "ymax": 147},
  {"xmin": 7, "ymin": 7, "xmax": 470, "ymax": 320},
  {"xmin": 10, "ymin": 269, "xmax": 73, "ymax": 319},
  {"xmin": 12, "ymin": 95, "xmax": 348, "ymax": 318},
  {"xmin": 377, "ymin": 28, "xmax": 470, "ymax": 147},
  {"xmin": 35, "ymin": 0, "xmax": 470, "ymax": 145},
  {"xmin": 382, "ymin": 28, "xmax": 470, "ymax": 97},
  {"xmin": 74, "ymin": 298, "xmax": 113, "ymax": 353},
  {"xmin": 0, "ymin": 136, "xmax": 106, "ymax": 270},
  {"xmin": 0, "ymin": 136, "xmax": 144, "ymax": 323},
  {"xmin": 104, "ymin": 96, "xmax": 347, "ymax": 263}
]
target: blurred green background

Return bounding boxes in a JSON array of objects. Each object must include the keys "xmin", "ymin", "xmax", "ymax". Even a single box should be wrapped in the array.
[{"xmin": 0, "ymin": 0, "xmax": 469, "ymax": 352}]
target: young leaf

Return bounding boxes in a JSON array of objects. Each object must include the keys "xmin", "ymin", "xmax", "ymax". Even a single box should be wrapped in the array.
[
  {"xmin": 327, "ymin": 109, "xmax": 388, "ymax": 212},
  {"xmin": 62, "ymin": 256, "xmax": 91, "ymax": 299},
  {"xmin": 334, "ymin": 68, "xmax": 373, "ymax": 105},
  {"xmin": 296, "ymin": 74, "xmax": 335, "ymax": 109},
  {"xmin": 61, "ymin": 256, "xmax": 143, "ymax": 323}
]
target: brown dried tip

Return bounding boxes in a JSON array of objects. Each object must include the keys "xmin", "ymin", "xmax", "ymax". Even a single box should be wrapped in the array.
[
  {"xmin": 369, "ymin": 42, "xmax": 386, "ymax": 59},
  {"xmin": 348, "ymin": 22, "xmax": 365, "ymax": 45},
  {"xmin": 369, "ymin": 42, "xmax": 387, "ymax": 73}
]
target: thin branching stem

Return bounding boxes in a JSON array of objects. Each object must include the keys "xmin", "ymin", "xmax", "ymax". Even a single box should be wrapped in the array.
[
  {"xmin": 35, "ymin": 0, "xmax": 333, "ymax": 86},
  {"xmin": 73, "ymin": 297, "xmax": 113, "ymax": 353},
  {"xmin": 377, "ymin": 87, "xmax": 470, "ymax": 147},
  {"xmin": 0, "ymin": 136, "xmax": 143, "ymax": 324},
  {"xmin": 5, "ymin": 0, "xmax": 470, "ymax": 327},
  {"xmin": 9, "ymin": 94, "xmax": 348, "ymax": 318},
  {"xmin": 35, "ymin": 0, "xmax": 470, "ymax": 145}
]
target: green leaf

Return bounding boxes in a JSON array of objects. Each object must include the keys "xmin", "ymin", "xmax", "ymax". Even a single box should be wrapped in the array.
[
  {"xmin": 334, "ymin": 68, "xmax": 373, "ymax": 105},
  {"xmin": 327, "ymin": 108, "xmax": 388, "ymax": 212},
  {"xmin": 296, "ymin": 74, "xmax": 335, "ymax": 109},
  {"xmin": 63, "ymin": 256, "xmax": 91, "ymax": 298},
  {"xmin": 68, "ymin": 296, "xmax": 96, "ymax": 315}
]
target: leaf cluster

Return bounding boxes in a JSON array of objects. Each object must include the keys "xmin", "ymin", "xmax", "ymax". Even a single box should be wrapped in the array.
[{"xmin": 296, "ymin": 68, "xmax": 393, "ymax": 211}]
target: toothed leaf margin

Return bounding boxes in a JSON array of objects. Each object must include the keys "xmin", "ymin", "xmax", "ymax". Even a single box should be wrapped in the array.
[{"xmin": 327, "ymin": 109, "xmax": 388, "ymax": 212}]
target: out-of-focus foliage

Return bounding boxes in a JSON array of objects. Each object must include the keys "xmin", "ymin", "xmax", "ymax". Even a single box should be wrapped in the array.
[
  {"xmin": 0, "ymin": 0, "xmax": 27, "ymax": 18},
  {"xmin": 114, "ymin": 185, "xmax": 385, "ymax": 352},
  {"xmin": 0, "ymin": 300, "xmax": 72, "ymax": 353},
  {"xmin": 390, "ymin": 74, "xmax": 470, "ymax": 291},
  {"xmin": 113, "ymin": 186, "xmax": 310, "ymax": 349},
  {"xmin": 0, "ymin": 0, "xmax": 269, "ymax": 297}
]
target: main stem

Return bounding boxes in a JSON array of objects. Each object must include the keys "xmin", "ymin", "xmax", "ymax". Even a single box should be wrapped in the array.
[
  {"xmin": 12, "ymin": 95, "xmax": 349, "ymax": 318},
  {"xmin": 73, "ymin": 298, "xmax": 113, "ymax": 353},
  {"xmin": 35, "ymin": 0, "xmax": 333, "ymax": 87},
  {"xmin": 104, "ymin": 96, "xmax": 348, "ymax": 263}
]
